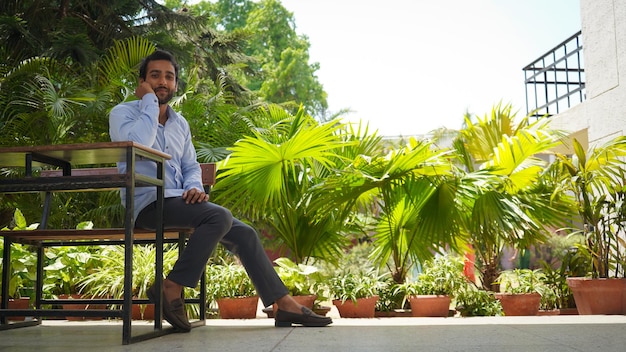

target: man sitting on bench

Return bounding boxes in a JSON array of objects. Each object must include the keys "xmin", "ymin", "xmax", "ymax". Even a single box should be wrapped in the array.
[{"xmin": 108, "ymin": 49, "xmax": 332, "ymax": 331}]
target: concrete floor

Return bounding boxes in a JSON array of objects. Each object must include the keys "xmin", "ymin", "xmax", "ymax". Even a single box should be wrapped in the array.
[{"xmin": 1, "ymin": 314, "xmax": 626, "ymax": 352}]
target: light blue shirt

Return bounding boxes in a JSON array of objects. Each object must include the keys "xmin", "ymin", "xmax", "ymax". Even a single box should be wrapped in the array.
[{"xmin": 109, "ymin": 93, "xmax": 203, "ymax": 220}]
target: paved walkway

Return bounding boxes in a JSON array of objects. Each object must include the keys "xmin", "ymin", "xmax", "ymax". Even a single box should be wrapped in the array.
[{"xmin": 2, "ymin": 314, "xmax": 626, "ymax": 352}]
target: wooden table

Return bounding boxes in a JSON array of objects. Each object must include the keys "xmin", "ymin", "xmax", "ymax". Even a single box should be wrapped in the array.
[{"xmin": 0, "ymin": 142, "xmax": 201, "ymax": 344}]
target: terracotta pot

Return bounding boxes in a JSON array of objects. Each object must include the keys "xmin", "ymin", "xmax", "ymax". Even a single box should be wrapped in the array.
[
  {"xmin": 558, "ymin": 307, "xmax": 579, "ymax": 315},
  {"xmin": 58, "ymin": 294, "xmax": 107, "ymax": 321},
  {"xmin": 495, "ymin": 293, "xmax": 541, "ymax": 316},
  {"xmin": 1, "ymin": 297, "xmax": 30, "ymax": 321},
  {"xmin": 313, "ymin": 305, "xmax": 331, "ymax": 316},
  {"xmin": 216, "ymin": 296, "xmax": 259, "ymax": 319},
  {"xmin": 409, "ymin": 295, "xmax": 451, "ymax": 317},
  {"xmin": 272, "ymin": 294, "xmax": 317, "ymax": 314},
  {"xmin": 132, "ymin": 303, "xmax": 155, "ymax": 320},
  {"xmin": 58, "ymin": 294, "xmax": 87, "ymax": 321},
  {"xmin": 332, "ymin": 296, "xmax": 379, "ymax": 318},
  {"xmin": 537, "ymin": 309, "xmax": 560, "ymax": 316},
  {"xmin": 567, "ymin": 277, "xmax": 626, "ymax": 315}
]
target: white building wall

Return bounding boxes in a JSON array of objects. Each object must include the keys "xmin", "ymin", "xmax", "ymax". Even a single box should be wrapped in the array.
[{"xmin": 549, "ymin": 0, "xmax": 626, "ymax": 150}]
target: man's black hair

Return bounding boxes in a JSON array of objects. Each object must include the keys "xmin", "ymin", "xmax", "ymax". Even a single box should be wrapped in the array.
[{"xmin": 138, "ymin": 50, "xmax": 180, "ymax": 82}]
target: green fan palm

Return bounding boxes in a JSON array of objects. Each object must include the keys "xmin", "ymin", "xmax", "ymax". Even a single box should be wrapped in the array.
[{"xmin": 212, "ymin": 105, "xmax": 351, "ymax": 264}]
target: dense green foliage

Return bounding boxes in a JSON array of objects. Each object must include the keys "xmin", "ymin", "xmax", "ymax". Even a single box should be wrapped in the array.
[{"xmin": 0, "ymin": 0, "xmax": 328, "ymax": 228}]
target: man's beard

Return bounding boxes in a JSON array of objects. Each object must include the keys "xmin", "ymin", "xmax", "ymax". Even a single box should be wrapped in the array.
[{"xmin": 155, "ymin": 88, "xmax": 174, "ymax": 105}]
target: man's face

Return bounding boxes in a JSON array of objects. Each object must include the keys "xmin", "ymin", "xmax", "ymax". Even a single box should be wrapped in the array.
[{"xmin": 141, "ymin": 59, "xmax": 178, "ymax": 105}]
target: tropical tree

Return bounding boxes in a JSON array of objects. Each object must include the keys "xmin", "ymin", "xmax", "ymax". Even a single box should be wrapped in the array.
[
  {"xmin": 0, "ymin": 0, "xmax": 332, "ymax": 234},
  {"xmin": 451, "ymin": 103, "xmax": 576, "ymax": 290},
  {"xmin": 0, "ymin": 0, "xmax": 199, "ymax": 67},
  {"xmin": 184, "ymin": 0, "xmax": 328, "ymax": 118}
]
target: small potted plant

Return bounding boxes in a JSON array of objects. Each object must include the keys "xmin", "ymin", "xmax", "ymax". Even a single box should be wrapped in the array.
[
  {"xmin": 273, "ymin": 257, "xmax": 324, "ymax": 308},
  {"xmin": 455, "ymin": 285, "xmax": 503, "ymax": 317},
  {"xmin": 396, "ymin": 255, "xmax": 468, "ymax": 317},
  {"xmin": 494, "ymin": 268, "xmax": 548, "ymax": 316},
  {"xmin": 259, "ymin": 257, "xmax": 329, "ymax": 317},
  {"xmin": 537, "ymin": 235, "xmax": 588, "ymax": 314},
  {"xmin": 1, "ymin": 209, "xmax": 40, "ymax": 321},
  {"xmin": 0, "ymin": 245, "xmax": 35, "ymax": 321},
  {"xmin": 205, "ymin": 263, "xmax": 258, "ymax": 319},
  {"xmin": 327, "ymin": 269, "xmax": 386, "ymax": 318},
  {"xmin": 374, "ymin": 277, "xmax": 409, "ymax": 317}
]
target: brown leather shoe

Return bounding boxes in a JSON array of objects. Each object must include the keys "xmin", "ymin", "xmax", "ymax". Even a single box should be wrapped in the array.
[
  {"xmin": 147, "ymin": 283, "xmax": 191, "ymax": 332},
  {"xmin": 275, "ymin": 306, "xmax": 333, "ymax": 327}
]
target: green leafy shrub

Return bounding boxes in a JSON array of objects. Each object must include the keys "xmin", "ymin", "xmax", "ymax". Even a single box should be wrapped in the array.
[
  {"xmin": 274, "ymin": 257, "xmax": 325, "ymax": 297},
  {"xmin": 396, "ymin": 255, "xmax": 469, "ymax": 298},
  {"xmin": 374, "ymin": 277, "xmax": 405, "ymax": 311},
  {"xmin": 455, "ymin": 287, "xmax": 503, "ymax": 316},
  {"xmin": 205, "ymin": 263, "xmax": 256, "ymax": 301},
  {"xmin": 495, "ymin": 269, "xmax": 548, "ymax": 295},
  {"xmin": 1, "ymin": 209, "xmax": 39, "ymax": 298},
  {"xmin": 77, "ymin": 244, "xmax": 179, "ymax": 299},
  {"xmin": 327, "ymin": 269, "xmax": 386, "ymax": 303}
]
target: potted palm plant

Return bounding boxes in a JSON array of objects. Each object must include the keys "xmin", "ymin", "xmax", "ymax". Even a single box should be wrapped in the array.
[
  {"xmin": 310, "ymin": 136, "xmax": 459, "ymax": 287},
  {"xmin": 451, "ymin": 105, "xmax": 574, "ymax": 292},
  {"xmin": 549, "ymin": 136, "xmax": 626, "ymax": 314}
]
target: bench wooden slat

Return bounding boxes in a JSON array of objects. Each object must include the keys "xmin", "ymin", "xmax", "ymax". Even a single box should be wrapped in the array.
[
  {"xmin": 0, "ymin": 174, "xmax": 129, "ymax": 193},
  {"xmin": 39, "ymin": 163, "xmax": 217, "ymax": 186},
  {"xmin": 1, "ymin": 228, "xmax": 194, "ymax": 242},
  {"xmin": 40, "ymin": 167, "xmax": 119, "ymax": 177}
]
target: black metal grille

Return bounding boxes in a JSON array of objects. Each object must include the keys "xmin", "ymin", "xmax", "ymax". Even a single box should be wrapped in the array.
[{"xmin": 523, "ymin": 31, "xmax": 585, "ymax": 118}]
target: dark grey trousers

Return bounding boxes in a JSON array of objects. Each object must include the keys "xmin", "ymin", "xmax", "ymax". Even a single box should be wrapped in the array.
[{"xmin": 135, "ymin": 197, "xmax": 288, "ymax": 307}]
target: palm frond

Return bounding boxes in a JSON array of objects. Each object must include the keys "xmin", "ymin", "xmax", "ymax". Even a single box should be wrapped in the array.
[{"xmin": 99, "ymin": 36, "xmax": 156, "ymax": 88}]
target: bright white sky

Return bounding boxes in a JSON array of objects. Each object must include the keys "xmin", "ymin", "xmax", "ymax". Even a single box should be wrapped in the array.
[{"xmin": 280, "ymin": 0, "xmax": 581, "ymax": 137}]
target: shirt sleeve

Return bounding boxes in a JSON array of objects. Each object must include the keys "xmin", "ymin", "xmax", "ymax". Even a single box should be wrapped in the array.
[
  {"xmin": 109, "ymin": 94, "xmax": 160, "ymax": 146},
  {"xmin": 180, "ymin": 125, "xmax": 203, "ymax": 192}
]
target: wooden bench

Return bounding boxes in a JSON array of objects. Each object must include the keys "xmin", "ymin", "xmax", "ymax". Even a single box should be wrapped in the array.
[{"xmin": 1, "ymin": 162, "xmax": 216, "ymax": 343}]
